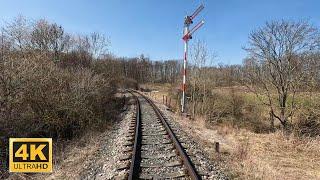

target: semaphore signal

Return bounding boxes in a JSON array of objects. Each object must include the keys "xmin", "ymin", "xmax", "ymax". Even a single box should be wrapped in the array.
[{"xmin": 181, "ymin": 4, "xmax": 205, "ymax": 113}]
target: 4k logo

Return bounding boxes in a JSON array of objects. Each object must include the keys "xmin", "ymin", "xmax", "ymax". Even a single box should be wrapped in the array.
[{"xmin": 9, "ymin": 138, "xmax": 52, "ymax": 172}]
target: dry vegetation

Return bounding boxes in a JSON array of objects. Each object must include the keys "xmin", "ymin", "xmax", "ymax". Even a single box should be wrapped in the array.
[
  {"xmin": 0, "ymin": 16, "xmax": 125, "ymax": 177},
  {"xmin": 140, "ymin": 19, "xmax": 320, "ymax": 179},
  {"xmin": 185, "ymin": 118, "xmax": 320, "ymax": 179},
  {"xmin": 1, "ymin": 14, "xmax": 319, "ymax": 179},
  {"xmin": 0, "ymin": 16, "xmax": 183, "ymax": 177},
  {"xmin": 225, "ymin": 130, "xmax": 320, "ymax": 179},
  {"xmin": 144, "ymin": 84, "xmax": 320, "ymax": 180}
]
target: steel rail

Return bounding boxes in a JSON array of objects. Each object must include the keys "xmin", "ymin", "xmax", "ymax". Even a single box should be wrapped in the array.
[
  {"xmin": 133, "ymin": 90, "xmax": 201, "ymax": 180},
  {"xmin": 128, "ymin": 91, "xmax": 142, "ymax": 180}
]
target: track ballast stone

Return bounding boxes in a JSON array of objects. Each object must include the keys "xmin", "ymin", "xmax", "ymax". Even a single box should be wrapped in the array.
[{"xmin": 151, "ymin": 95, "xmax": 229, "ymax": 179}]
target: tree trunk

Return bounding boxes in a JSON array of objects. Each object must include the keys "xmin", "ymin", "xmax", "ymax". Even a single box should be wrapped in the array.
[
  {"xmin": 269, "ymin": 110, "xmax": 274, "ymax": 132},
  {"xmin": 192, "ymin": 75, "xmax": 197, "ymax": 118},
  {"xmin": 279, "ymin": 93, "xmax": 287, "ymax": 129},
  {"xmin": 192, "ymin": 100, "xmax": 196, "ymax": 120},
  {"xmin": 202, "ymin": 83, "xmax": 205, "ymax": 115}
]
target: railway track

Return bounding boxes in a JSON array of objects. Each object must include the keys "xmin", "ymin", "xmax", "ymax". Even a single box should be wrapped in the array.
[{"xmin": 123, "ymin": 90, "xmax": 201, "ymax": 179}]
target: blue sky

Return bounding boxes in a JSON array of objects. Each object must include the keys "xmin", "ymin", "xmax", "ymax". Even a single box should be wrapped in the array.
[{"xmin": 0, "ymin": 0, "xmax": 319, "ymax": 64}]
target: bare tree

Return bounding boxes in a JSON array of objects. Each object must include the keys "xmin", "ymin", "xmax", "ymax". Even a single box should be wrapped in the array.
[
  {"xmin": 31, "ymin": 19, "xmax": 66, "ymax": 60},
  {"xmin": 2, "ymin": 15, "xmax": 31, "ymax": 52},
  {"xmin": 89, "ymin": 32, "xmax": 109, "ymax": 59},
  {"xmin": 189, "ymin": 39, "xmax": 215, "ymax": 117},
  {"xmin": 244, "ymin": 20, "xmax": 320, "ymax": 129}
]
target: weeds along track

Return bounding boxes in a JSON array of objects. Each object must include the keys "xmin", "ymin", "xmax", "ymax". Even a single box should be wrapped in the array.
[{"xmin": 120, "ymin": 90, "xmax": 201, "ymax": 179}]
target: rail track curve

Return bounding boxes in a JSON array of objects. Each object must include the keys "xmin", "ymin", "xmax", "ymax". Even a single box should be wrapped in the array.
[{"xmin": 125, "ymin": 90, "xmax": 201, "ymax": 179}]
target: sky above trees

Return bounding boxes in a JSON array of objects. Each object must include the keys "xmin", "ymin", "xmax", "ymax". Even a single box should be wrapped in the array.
[{"xmin": 0, "ymin": 0, "xmax": 319, "ymax": 64}]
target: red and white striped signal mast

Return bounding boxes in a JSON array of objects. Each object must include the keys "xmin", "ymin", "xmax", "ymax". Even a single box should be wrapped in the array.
[{"xmin": 181, "ymin": 4, "xmax": 205, "ymax": 113}]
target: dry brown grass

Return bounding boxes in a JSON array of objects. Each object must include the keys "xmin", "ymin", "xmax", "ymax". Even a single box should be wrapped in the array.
[
  {"xmin": 222, "ymin": 126, "xmax": 320, "ymax": 179},
  {"xmin": 46, "ymin": 132, "xmax": 101, "ymax": 179},
  {"xmin": 140, "ymin": 83, "xmax": 179, "ymax": 108},
  {"xmin": 148, "ymin": 83, "xmax": 320, "ymax": 180},
  {"xmin": 165, "ymin": 113, "xmax": 320, "ymax": 180}
]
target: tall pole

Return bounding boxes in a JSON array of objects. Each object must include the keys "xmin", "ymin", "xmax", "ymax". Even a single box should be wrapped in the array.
[
  {"xmin": 181, "ymin": 25, "xmax": 189, "ymax": 113},
  {"xmin": 1, "ymin": 31, "xmax": 4, "ymax": 62},
  {"xmin": 181, "ymin": 5, "xmax": 204, "ymax": 113}
]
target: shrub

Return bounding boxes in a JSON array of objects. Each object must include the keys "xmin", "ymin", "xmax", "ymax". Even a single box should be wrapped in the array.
[
  {"xmin": 0, "ymin": 55, "xmax": 117, "ymax": 175},
  {"xmin": 205, "ymin": 89, "xmax": 271, "ymax": 133},
  {"xmin": 295, "ymin": 110, "xmax": 320, "ymax": 137},
  {"xmin": 0, "ymin": 16, "xmax": 117, "ymax": 177}
]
